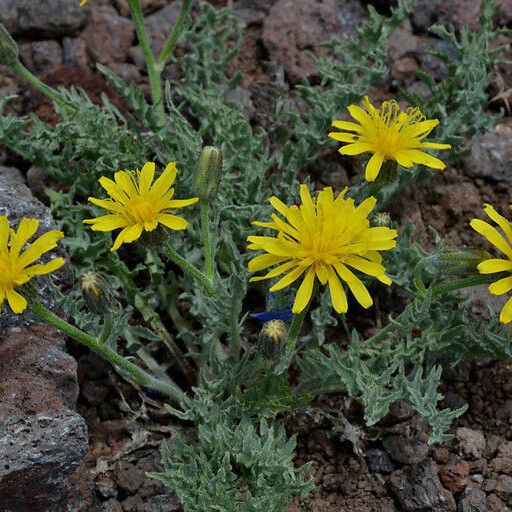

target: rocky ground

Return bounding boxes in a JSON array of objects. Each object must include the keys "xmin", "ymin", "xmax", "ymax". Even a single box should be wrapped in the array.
[{"xmin": 1, "ymin": 0, "xmax": 512, "ymax": 511}]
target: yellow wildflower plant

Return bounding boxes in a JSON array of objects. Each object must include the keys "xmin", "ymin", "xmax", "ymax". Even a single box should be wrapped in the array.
[
  {"xmin": 470, "ymin": 204, "xmax": 512, "ymax": 324},
  {"xmin": 328, "ymin": 96, "xmax": 451, "ymax": 182},
  {"xmin": 84, "ymin": 161, "xmax": 199, "ymax": 251},
  {"xmin": 247, "ymin": 185, "xmax": 397, "ymax": 314},
  {"xmin": 0, "ymin": 217, "xmax": 65, "ymax": 314}
]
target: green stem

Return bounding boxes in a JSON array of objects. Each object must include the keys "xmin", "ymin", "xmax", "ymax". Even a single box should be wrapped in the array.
[
  {"xmin": 164, "ymin": 246, "xmax": 214, "ymax": 296},
  {"xmin": 287, "ymin": 304, "xmax": 310, "ymax": 351},
  {"xmin": 30, "ymin": 300, "xmax": 185, "ymax": 403},
  {"xmin": 365, "ymin": 274, "xmax": 497, "ymax": 348},
  {"xmin": 127, "ymin": 0, "xmax": 164, "ymax": 120},
  {"xmin": 431, "ymin": 274, "xmax": 496, "ymax": 296},
  {"xmin": 157, "ymin": 0, "xmax": 192, "ymax": 67},
  {"xmin": 12, "ymin": 60, "xmax": 68, "ymax": 108},
  {"xmin": 200, "ymin": 199, "xmax": 214, "ymax": 284}
]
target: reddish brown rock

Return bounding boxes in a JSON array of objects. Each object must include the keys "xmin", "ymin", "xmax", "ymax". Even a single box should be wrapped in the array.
[
  {"xmin": 262, "ymin": 0, "xmax": 363, "ymax": 85},
  {"xmin": 82, "ymin": 4, "xmax": 134, "ymax": 65},
  {"xmin": 0, "ymin": 325, "xmax": 88, "ymax": 511},
  {"xmin": 438, "ymin": 461, "xmax": 470, "ymax": 495}
]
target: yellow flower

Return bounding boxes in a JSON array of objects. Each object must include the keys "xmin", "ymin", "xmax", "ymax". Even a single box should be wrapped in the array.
[
  {"xmin": 470, "ymin": 204, "xmax": 512, "ymax": 324},
  {"xmin": 84, "ymin": 162, "xmax": 199, "ymax": 251},
  {"xmin": 328, "ymin": 96, "xmax": 451, "ymax": 182},
  {"xmin": 247, "ymin": 185, "xmax": 397, "ymax": 314},
  {"xmin": 0, "ymin": 217, "xmax": 64, "ymax": 314},
  {"xmin": 79, "ymin": 0, "xmax": 89, "ymax": 5}
]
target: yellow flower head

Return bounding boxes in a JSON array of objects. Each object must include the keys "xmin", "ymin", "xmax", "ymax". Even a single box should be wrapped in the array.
[
  {"xmin": 328, "ymin": 96, "xmax": 451, "ymax": 182},
  {"xmin": 247, "ymin": 186, "xmax": 398, "ymax": 314},
  {"xmin": 470, "ymin": 204, "xmax": 512, "ymax": 324},
  {"xmin": 79, "ymin": 0, "xmax": 89, "ymax": 5},
  {"xmin": 0, "ymin": 217, "xmax": 65, "ymax": 314},
  {"xmin": 84, "ymin": 162, "xmax": 199, "ymax": 251}
]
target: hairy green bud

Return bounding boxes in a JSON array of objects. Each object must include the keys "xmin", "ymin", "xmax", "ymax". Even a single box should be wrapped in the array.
[
  {"xmin": 258, "ymin": 320, "xmax": 287, "ymax": 361},
  {"xmin": 194, "ymin": 146, "xmax": 222, "ymax": 200},
  {"xmin": 0, "ymin": 23, "xmax": 18, "ymax": 66},
  {"xmin": 436, "ymin": 248, "xmax": 490, "ymax": 276},
  {"xmin": 80, "ymin": 272, "xmax": 115, "ymax": 316}
]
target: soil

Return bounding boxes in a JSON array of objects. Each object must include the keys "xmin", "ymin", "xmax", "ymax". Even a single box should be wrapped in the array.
[{"xmin": 2, "ymin": 0, "xmax": 512, "ymax": 511}]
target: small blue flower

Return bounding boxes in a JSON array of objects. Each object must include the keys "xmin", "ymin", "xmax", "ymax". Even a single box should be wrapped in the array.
[{"xmin": 250, "ymin": 309, "xmax": 293, "ymax": 323}]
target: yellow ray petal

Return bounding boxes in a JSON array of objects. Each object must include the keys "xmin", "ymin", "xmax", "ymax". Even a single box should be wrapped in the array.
[
  {"xmin": 500, "ymin": 295, "xmax": 512, "ymax": 324},
  {"xmin": 338, "ymin": 142, "xmax": 374, "ymax": 156},
  {"xmin": 477, "ymin": 258, "xmax": 512, "ymax": 274},
  {"xmin": 292, "ymin": 267, "xmax": 316, "ymax": 313},
  {"xmin": 483, "ymin": 204, "xmax": 512, "ymax": 244},
  {"xmin": 24, "ymin": 258, "xmax": 65, "ymax": 276},
  {"xmin": 269, "ymin": 265, "xmax": 306, "ymax": 292},
  {"xmin": 327, "ymin": 268, "xmax": 348, "ymax": 314},
  {"xmin": 471, "ymin": 219, "xmax": 512, "ymax": 259},
  {"xmin": 139, "ymin": 161, "xmax": 155, "ymax": 194},
  {"xmin": 248, "ymin": 253, "xmax": 287, "ymax": 272},
  {"xmin": 6, "ymin": 287, "xmax": 28, "ymax": 314},
  {"xmin": 488, "ymin": 275, "xmax": 512, "ymax": 296},
  {"xmin": 365, "ymin": 153, "xmax": 384, "ymax": 182},
  {"xmin": 157, "ymin": 213, "xmax": 188, "ymax": 231}
]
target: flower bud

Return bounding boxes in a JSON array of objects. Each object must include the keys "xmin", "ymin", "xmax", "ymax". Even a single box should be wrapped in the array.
[
  {"xmin": 258, "ymin": 320, "xmax": 287, "ymax": 361},
  {"xmin": 194, "ymin": 146, "xmax": 222, "ymax": 200},
  {"xmin": 0, "ymin": 23, "xmax": 18, "ymax": 66},
  {"xmin": 80, "ymin": 272, "xmax": 114, "ymax": 315},
  {"xmin": 372, "ymin": 212, "xmax": 392, "ymax": 227},
  {"xmin": 436, "ymin": 248, "xmax": 490, "ymax": 276}
]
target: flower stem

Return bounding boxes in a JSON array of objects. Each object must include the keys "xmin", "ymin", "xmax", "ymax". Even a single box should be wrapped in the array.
[
  {"xmin": 12, "ymin": 60, "xmax": 69, "ymax": 109},
  {"xmin": 127, "ymin": 0, "xmax": 164, "ymax": 120},
  {"xmin": 164, "ymin": 246, "xmax": 214, "ymax": 296},
  {"xmin": 364, "ymin": 274, "xmax": 497, "ymax": 347},
  {"xmin": 157, "ymin": 0, "xmax": 192, "ymax": 67},
  {"xmin": 200, "ymin": 198, "xmax": 214, "ymax": 284},
  {"xmin": 287, "ymin": 305, "xmax": 310, "ymax": 351},
  {"xmin": 30, "ymin": 300, "xmax": 185, "ymax": 403},
  {"xmin": 127, "ymin": 0, "xmax": 191, "ymax": 122}
]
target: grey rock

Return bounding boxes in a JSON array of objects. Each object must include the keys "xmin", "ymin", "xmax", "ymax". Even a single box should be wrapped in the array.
[
  {"xmin": 388, "ymin": 458, "xmax": 457, "ymax": 512},
  {"xmin": 234, "ymin": 0, "xmax": 277, "ymax": 24},
  {"xmin": 0, "ymin": 412, "xmax": 88, "ymax": 511},
  {"xmin": 0, "ymin": 166, "xmax": 71, "ymax": 331},
  {"xmin": 458, "ymin": 487, "xmax": 488, "ymax": 512},
  {"xmin": 456, "ymin": 428, "xmax": 486, "ymax": 460},
  {"xmin": 464, "ymin": 122, "xmax": 512, "ymax": 182},
  {"xmin": 383, "ymin": 433, "xmax": 429, "ymax": 465},
  {"xmin": 138, "ymin": 495, "xmax": 182, "ymax": 511},
  {"xmin": 107, "ymin": 62, "xmax": 142, "ymax": 83},
  {"xmin": 366, "ymin": 448, "xmax": 395, "ymax": 474},
  {"xmin": 19, "ymin": 40, "xmax": 62, "ymax": 76},
  {"xmin": 82, "ymin": 4, "xmax": 134, "ymax": 65},
  {"xmin": 62, "ymin": 36, "xmax": 89, "ymax": 68},
  {"xmin": 112, "ymin": 0, "xmax": 169, "ymax": 17},
  {"xmin": 226, "ymin": 86, "xmax": 256, "ymax": 119},
  {"xmin": 15, "ymin": 0, "xmax": 87, "ymax": 38},
  {"xmin": 0, "ymin": 0, "xmax": 17, "ymax": 32}
]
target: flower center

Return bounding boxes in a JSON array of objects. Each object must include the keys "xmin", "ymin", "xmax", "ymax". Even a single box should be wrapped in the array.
[{"xmin": 127, "ymin": 196, "xmax": 157, "ymax": 225}]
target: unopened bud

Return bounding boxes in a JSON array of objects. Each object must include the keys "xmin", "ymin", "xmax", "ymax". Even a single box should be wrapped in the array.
[
  {"xmin": 0, "ymin": 23, "xmax": 18, "ymax": 66},
  {"xmin": 80, "ymin": 272, "xmax": 114, "ymax": 315},
  {"xmin": 372, "ymin": 212, "xmax": 392, "ymax": 227},
  {"xmin": 258, "ymin": 320, "xmax": 287, "ymax": 361},
  {"xmin": 436, "ymin": 248, "xmax": 490, "ymax": 276},
  {"xmin": 194, "ymin": 146, "xmax": 222, "ymax": 200}
]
